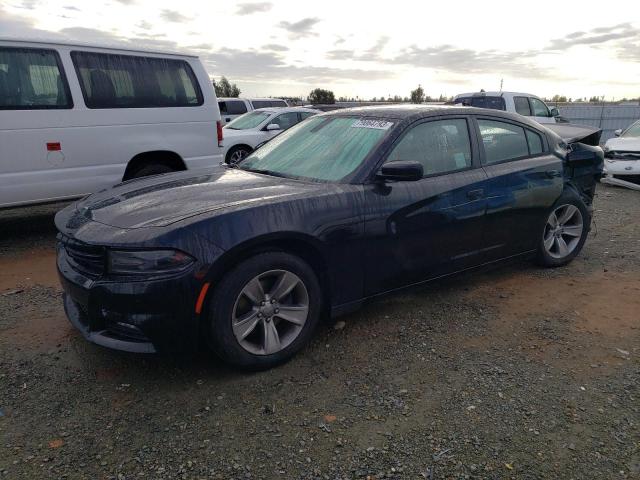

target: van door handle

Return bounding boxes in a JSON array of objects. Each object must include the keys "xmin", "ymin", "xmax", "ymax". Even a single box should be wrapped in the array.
[
  {"xmin": 467, "ymin": 189, "xmax": 484, "ymax": 200},
  {"xmin": 545, "ymin": 170, "xmax": 561, "ymax": 178}
]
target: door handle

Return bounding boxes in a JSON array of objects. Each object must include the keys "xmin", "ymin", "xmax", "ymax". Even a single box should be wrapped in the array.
[
  {"xmin": 545, "ymin": 170, "xmax": 561, "ymax": 178},
  {"xmin": 467, "ymin": 189, "xmax": 484, "ymax": 200}
]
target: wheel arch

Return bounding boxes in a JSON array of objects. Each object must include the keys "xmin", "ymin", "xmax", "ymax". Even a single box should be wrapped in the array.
[
  {"xmin": 199, "ymin": 232, "xmax": 332, "ymax": 320},
  {"xmin": 123, "ymin": 150, "xmax": 186, "ymax": 180}
]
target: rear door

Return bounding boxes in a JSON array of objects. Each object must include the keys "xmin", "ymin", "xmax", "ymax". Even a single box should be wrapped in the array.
[
  {"xmin": 474, "ymin": 116, "xmax": 563, "ymax": 259},
  {"xmin": 363, "ymin": 116, "xmax": 488, "ymax": 294},
  {"xmin": 0, "ymin": 45, "xmax": 76, "ymax": 207}
]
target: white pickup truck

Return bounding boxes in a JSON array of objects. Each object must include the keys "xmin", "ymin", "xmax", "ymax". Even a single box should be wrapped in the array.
[{"xmin": 453, "ymin": 91, "xmax": 561, "ymax": 125}]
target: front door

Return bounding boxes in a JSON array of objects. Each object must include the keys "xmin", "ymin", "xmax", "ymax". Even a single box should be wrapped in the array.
[{"xmin": 362, "ymin": 117, "xmax": 488, "ymax": 295}]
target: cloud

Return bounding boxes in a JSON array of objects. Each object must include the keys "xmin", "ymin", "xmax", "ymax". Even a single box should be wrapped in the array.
[
  {"xmin": 278, "ymin": 17, "xmax": 320, "ymax": 39},
  {"xmin": 263, "ymin": 44, "xmax": 289, "ymax": 52},
  {"xmin": 63, "ymin": 5, "xmax": 81, "ymax": 11},
  {"xmin": 160, "ymin": 9, "xmax": 191, "ymax": 23},
  {"xmin": 113, "ymin": 0, "xmax": 135, "ymax": 4},
  {"xmin": 202, "ymin": 48, "xmax": 392, "ymax": 82},
  {"xmin": 137, "ymin": 20, "xmax": 152, "ymax": 30},
  {"xmin": 327, "ymin": 36, "xmax": 389, "ymax": 61},
  {"xmin": 546, "ymin": 23, "xmax": 637, "ymax": 50},
  {"xmin": 235, "ymin": 2, "xmax": 272, "ymax": 15}
]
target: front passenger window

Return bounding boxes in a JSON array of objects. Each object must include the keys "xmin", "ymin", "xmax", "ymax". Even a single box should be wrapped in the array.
[
  {"xmin": 387, "ymin": 119, "xmax": 472, "ymax": 176},
  {"xmin": 530, "ymin": 98, "xmax": 551, "ymax": 117}
]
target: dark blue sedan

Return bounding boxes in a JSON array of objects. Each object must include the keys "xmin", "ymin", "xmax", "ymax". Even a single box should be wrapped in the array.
[{"xmin": 55, "ymin": 106, "xmax": 604, "ymax": 369}]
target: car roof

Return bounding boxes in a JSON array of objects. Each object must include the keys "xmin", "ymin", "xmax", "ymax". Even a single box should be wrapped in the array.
[
  {"xmin": 252, "ymin": 107, "xmax": 320, "ymax": 114},
  {"xmin": 217, "ymin": 97, "xmax": 287, "ymax": 102},
  {"xmin": 0, "ymin": 36, "xmax": 198, "ymax": 58},
  {"xmin": 321, "ymin": 104, "xmax": 547, "ymax": 130}
]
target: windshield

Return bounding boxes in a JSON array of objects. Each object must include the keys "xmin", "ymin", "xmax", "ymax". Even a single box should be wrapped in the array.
[
  {"xmin": 238, "ymin": 116, "xmax": 393, "ymax": 182},
  {"xmin": 622, "ymin": 121, "xmax": 640, "ymax": 138},
  {"xmin": 226, "ymin": 111, "xmax": 271, "ymax": 130}
]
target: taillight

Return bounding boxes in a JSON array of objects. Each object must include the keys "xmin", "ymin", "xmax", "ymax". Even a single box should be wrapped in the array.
[{"xmin": 217, "ymin": 120, "xmax": 223, "ymax": 147}]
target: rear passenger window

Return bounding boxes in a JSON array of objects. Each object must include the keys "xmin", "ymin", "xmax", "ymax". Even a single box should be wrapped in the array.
[
  {"xmin": 0, "ymin": 47, "xmax": 71, "ymax": 109},
  {"xmin": 526, "ymin": 130, "xmax": 543, "ymax": 154},
  {"xmin": 251, "ymin": 100, "xmax": 270, "ymax": 109},
  {"xmin": 514, "ymin": 96, "xmax": 531, "ymax": 116},
  {"xmin": 387, "ymin": 119, "xmax": 472, "ymax": 176},
  {"xmin": 71, "ymin": 51, "xmax": 203, "ymax": 109},
  {"xmin": 478, "ymin": 120, "xmax": 529, "ymax": 164}
]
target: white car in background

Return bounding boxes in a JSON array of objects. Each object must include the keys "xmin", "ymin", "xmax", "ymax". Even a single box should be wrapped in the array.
[
  {"xmin": 602, "ymin": 120, "xmax": 640, "ymax": 190},
  {"xmin": 218, "ymin": 97, "xmax": 289, "ymax": 124},
  {"xmin": 223, "ymin": 107, "xmax": 320, "ymax": 164},
  {"xmin": 453, "ymin": 91, "xmax": 560, "ymax": 125}
]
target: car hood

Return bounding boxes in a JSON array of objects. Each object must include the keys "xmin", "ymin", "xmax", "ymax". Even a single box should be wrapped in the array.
[
  {"xmin": 69, "ymin": 166, "xmax": 324, "ymax": 229},
  {"xmin": 605, "ymin": 136, "xmax": 640, "ymax": 152}
]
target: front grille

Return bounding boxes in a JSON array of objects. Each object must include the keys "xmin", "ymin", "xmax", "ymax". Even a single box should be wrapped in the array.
[{"xmin": 59, "ymin": 235, "xmax": 105, "ymax": 277}]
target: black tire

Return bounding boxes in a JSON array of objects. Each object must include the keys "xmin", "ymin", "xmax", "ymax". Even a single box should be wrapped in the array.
[
  {"xmin": 206, "ymin": 252, "xmax": 323, "ymax": 370},
  {"xmin": 536, "ymin": 190, "xmax": 590, "ymax": 268},
  {"xmin": 130, "ymin": 163, "xmax": 175, "ymax": 179},
  {"xmin": 225, "ymin": 145, "xmax": 252, "ymax": 164}
]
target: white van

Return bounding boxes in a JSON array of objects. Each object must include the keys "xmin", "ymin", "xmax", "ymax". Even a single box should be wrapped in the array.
[
  {"xmin": 218, "ymin": 97, "xmax": 288, "ymax": 124},
  {"xmin": 0, "ymin": 38, "xmax": 224, "ymax": 209}
]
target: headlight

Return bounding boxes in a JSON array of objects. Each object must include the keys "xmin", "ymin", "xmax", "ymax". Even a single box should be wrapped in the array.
[{"xmin": 107, "ymin": 249, "xmax": 194, "ymax": 275}]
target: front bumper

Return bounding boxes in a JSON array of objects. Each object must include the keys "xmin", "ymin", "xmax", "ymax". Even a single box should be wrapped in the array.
[{"xmin": 58, "ymin": 245, "xmax": 203, "ymax": 354}]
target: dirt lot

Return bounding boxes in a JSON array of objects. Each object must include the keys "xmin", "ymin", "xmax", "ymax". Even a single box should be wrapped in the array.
[{"xmin": 0, "ymin": 185, "xmax": 638, "ymax": 480}]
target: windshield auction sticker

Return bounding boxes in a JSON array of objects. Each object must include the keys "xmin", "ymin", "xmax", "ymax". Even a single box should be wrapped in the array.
[{"xmin": 351, "ymin": 119, "xmax": 394, "ymax": 130}]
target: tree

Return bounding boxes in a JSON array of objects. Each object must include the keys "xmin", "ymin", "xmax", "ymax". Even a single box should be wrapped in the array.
[
  {"xmin": 308, "ymin": 88, "xmax": 335, "ymax": 104},
  {"xmin": 212, "ymin": 76, "xmax": 241, "ymax": 97},
  {"xmin": 551, "ymin": 95, "xmax": 567, "ymax": 103},
  {"xmin": 410, "ymin": 85, "xmax": 425, "ymax": 104}
]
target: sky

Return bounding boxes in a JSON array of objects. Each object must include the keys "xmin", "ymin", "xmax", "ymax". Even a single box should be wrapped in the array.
[{"xmin": 1, "ymin": 0, "xmax": 639, "ymax": 100}]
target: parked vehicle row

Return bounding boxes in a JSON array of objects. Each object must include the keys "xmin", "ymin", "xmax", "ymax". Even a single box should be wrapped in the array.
[
  {"xmin": 55, "ymin": 105, "xmax": 604, "ymax": 369},
  {"xmin": 218, "ymin": 97, "xmax": 288, "ymax": 124},
  {"xmin": 0, "ymin": 38, "xmax": 224, "ymax": 209},
  {"xmin": 222, "ymin": 107, "xmax": 320, "ymax": 163}
]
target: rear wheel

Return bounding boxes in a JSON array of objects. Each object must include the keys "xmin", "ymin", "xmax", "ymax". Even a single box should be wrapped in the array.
[
  {"xmin": 536, "ymin": 193, "xmax": 590, "ymax": 267},
  {"xmin": 226, "ymin": 145, "xmax": 252, "ymax": 164},
  {"xmin": 206, "ymin": 252, "xmax": 322, "ymax": 370}
]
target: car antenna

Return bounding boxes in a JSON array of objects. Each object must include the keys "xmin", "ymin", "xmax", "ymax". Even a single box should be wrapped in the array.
[{"xmin": 499, "ymin": 78, "xmax": 504, "ymax": 95}]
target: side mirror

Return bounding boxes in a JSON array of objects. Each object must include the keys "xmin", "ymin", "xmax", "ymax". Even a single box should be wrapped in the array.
[
  {"xmin": 266, "ymin": 123, "xmax": 281, "ymax": 131},
  {"xmin": 614, "ymin": 129, "xmax": 622, "ymax": 137},
  {"xmin": 550, "ymin": 107, "xmax": 560, "ymax": 117},
  {"xmin": 377, "ymin": 161, "xmax": 423, "ymax": 181}
]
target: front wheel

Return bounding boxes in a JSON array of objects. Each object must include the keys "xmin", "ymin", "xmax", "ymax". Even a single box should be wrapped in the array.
[
  {"xmin": 536, "ymin": 194, "xmax": 590, "ymax": 267},
  {"xmin": 206, "ymin": 252, "xmax": 322, "ymax": 370}
]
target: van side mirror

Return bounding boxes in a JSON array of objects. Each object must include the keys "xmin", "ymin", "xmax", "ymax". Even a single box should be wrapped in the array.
[
  {"xmin": 550, "ymin": 107, "xmax": 560, "ymax": 117},
  {"xmin": 614, "ymin": 129, "xmax": 622, "ymax": 137},
  {"xmin": 266, "ymin": 123, "xmax": 281, "ymax": 131},
  {"xmin": 377, "ymin": 161, "xmax": 423, "ymax": 181}
]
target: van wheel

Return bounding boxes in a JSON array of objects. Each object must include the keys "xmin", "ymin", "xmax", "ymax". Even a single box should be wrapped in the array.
[
  {"xmin": 536, "ymin": 192, "xmax": 590, "ymax": 267},
  {"xmin": 131, "ymin": 163, "xmax": 175, "ymax": 179},
  {"xmin": 206, "ymin": 252, "xmax": 322, "ymax": 370},
  {"xmin": 226, "ymin": 146, "xmax": 252, "ymax": 164}
]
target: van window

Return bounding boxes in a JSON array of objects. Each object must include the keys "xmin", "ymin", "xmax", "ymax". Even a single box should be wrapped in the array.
[
  {"xmin": 270, "ymin": 100, "xmax": 287, "ymax": 107},
  {"xmin": 0, "ymin": 47, "xmax": 71, "ymax": 109},
  {"xmin": 530, "ymin": 97, "xmax": 550, "ymax": 117},
  {"xmin": 71, "ymin": 51, "xmax": 203, "ymax": 109}
]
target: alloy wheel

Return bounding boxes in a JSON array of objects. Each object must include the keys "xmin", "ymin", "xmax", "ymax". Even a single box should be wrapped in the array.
[
  {"xmin": 232, "ymin": 269, "xmax": 309, "ymax": 355},
  {"xmin": 543, "ymin": 204, "xmax": 584, "ymax": 259},
  {"xmin": 229, "ymin": 148, "xmax": 249, "ymax": 164}
]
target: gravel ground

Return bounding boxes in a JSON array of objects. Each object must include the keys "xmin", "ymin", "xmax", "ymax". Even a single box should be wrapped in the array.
[{"xmin": 0, "ymin": 185, "xmax": 639, "ymax": 480}]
